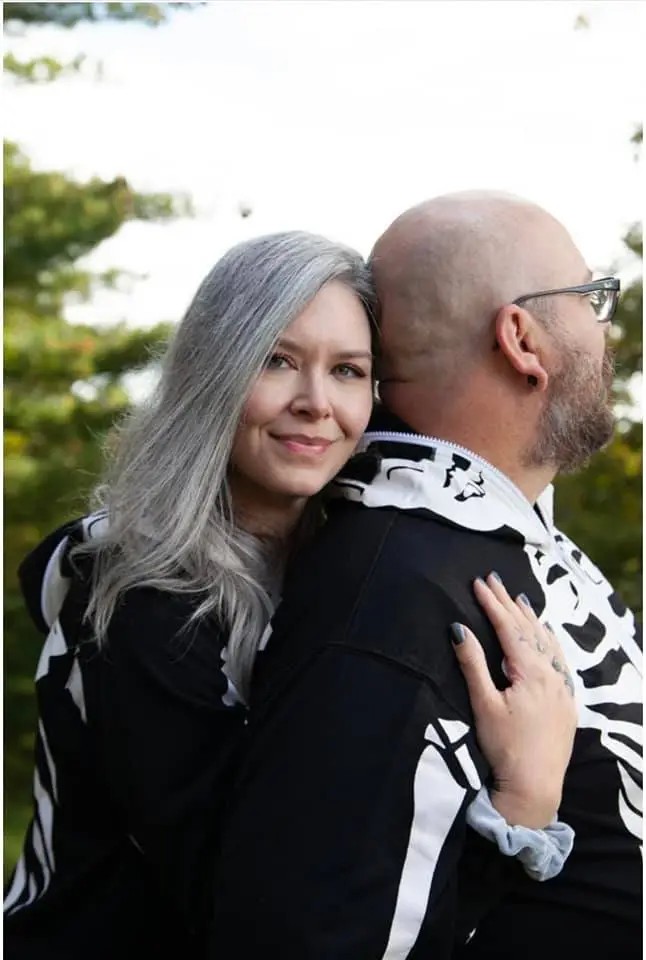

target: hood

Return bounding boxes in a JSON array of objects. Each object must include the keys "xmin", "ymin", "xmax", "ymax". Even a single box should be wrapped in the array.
[
  {"xmin": 18, "ymin": 513, "xmax": 108, "ymax": 635},
  {"xmin": 332, "ymin": 420, "xmax": 555, "ymax": 552}
]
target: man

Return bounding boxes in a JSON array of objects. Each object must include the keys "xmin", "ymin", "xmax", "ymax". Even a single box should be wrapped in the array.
[{"xmin": 211, "ymin": 193, "xmax": 642, "ymax": 957}]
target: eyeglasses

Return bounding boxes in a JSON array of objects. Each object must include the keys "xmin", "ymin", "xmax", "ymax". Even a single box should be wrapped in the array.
[{"xmin": 513, "ymin": 276, "xmax": 620, "ymax": 324}]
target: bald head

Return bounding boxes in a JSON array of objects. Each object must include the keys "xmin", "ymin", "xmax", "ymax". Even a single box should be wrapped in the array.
[{"xmin": 371, "ymin": 191, "xmax": 586, "ymax": 384}]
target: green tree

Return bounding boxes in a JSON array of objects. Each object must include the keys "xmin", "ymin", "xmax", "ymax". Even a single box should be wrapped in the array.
[
  {"xmin": 3, "ymin": 2, "xmax": 199, "ymax": 874},
  {"xmin": 555, "ymin": 139, "xmax": 642, "ymax": 616}
]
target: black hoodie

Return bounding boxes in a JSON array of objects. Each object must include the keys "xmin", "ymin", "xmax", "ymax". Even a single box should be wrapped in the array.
[{"xmin": 4, "ymin": 515, "xmax": 247, "ymax": 958}]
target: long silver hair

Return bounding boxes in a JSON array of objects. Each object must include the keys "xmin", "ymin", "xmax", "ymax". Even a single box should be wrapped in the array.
[{"xmin": 77, "ymin": 231, "xmax": 375, "ymax": 701}]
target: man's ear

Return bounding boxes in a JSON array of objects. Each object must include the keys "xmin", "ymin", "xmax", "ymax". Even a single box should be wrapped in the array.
[{"xmin": 494, "ymin": 304, "xmax": 549, "ymax": 391}]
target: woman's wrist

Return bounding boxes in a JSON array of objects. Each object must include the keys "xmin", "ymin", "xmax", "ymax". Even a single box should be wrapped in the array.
[
  {"xmin": 467, "ymin": 788, "xmax": 575, "ymax": 882},
  {"xmin": 489, "ymin": 786, "xmax": 561, "ymax": 830}
]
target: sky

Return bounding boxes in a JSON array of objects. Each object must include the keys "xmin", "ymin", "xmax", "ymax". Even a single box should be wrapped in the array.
[{"xmin": 4, "ymin": 0, "xmax": 644, "ymax": 341}]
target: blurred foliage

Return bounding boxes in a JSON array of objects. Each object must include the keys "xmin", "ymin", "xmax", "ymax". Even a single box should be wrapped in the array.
[
  {"xmin": 555, "ymin": 216, "xmax": 643, "ymax": 616},
  {"xmin": 556, "ymin": 420, "xmax": 642, "ymax": 614},
  {"xmin": 3, "ymin": 3, "xmax": 200, "ymax": 30},
  {"xmin": 3, "ymin": 2, "xmax": 203, "ymax": 82},
  {"xmin": 3, "ymin": 50, "xmax": 86, "ymax": 82},
  {"xmin": 4, "ymin": 1, "xmax": 196, "ymax": 879},
  {"xmin": 555, "ymin": 126, "xmax": 642, "ymax": 618}
]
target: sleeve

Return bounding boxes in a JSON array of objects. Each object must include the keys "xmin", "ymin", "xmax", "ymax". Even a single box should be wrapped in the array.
[
  {"xmin": 89, "ymin": 588, "xmax": 246, "ymax": 944},
  {"xmin": 209, "ymin": 644, "xmax": 490, "ymax": 959}
]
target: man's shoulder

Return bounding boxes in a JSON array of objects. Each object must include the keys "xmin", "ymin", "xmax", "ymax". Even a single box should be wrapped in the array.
[
  {"xmin": 284, "ymin": 502, "xmax": 451, "ymax": 617},
  {"xmin": 300, "ymin": 499, "xmax": 461, "ymax": 571},
  {"xmin": 263, "ymin": 503, "xmax": 498, "ymax": 704},
  {"xmin": 289, "ymin": 499, "xmax": 512, "ymax": 602}
]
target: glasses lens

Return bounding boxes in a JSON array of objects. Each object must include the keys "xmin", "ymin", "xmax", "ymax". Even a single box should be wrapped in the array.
[{"xmin": 588, "ymin": 288, "xmax": 608, "ymax": 319}]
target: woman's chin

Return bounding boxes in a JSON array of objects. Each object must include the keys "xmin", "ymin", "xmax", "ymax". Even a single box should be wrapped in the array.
[
  {"xmin": 270, "ymin": 474, "xmax": 331, "ymax": 501},
  {"xmin": 279, "ymin": 483, "xmax": 325, "ymax": 500}
]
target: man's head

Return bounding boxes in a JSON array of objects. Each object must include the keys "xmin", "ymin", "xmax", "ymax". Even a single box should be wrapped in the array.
[{"xmin": 370, "ymin": 191, "xmax": 616, "ymax": 480}]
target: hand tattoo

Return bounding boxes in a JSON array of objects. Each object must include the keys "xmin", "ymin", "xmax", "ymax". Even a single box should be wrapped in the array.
[{"xmin": 564, "ymin": 672, "xmax": 576, "ymax": 697}]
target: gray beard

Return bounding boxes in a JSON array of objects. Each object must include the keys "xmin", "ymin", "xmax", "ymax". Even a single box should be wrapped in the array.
[{"xmin": 526, "ymin": 346, "xmax": 616, "ymax": 474}]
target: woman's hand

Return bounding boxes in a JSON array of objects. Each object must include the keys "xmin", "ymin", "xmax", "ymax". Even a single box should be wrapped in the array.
[{"xmin": 451, "ymin": 572, "xmax": 577, "ymax": 829}]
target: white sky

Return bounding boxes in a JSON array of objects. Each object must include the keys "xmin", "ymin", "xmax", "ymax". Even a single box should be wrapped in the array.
[{"xmin": 4, "ymin": 0, "xmax": 644, "ymax": 336}]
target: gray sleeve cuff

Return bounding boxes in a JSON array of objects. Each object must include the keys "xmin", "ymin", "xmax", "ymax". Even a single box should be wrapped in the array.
[{"xmin": 466, "ymin": 786, "xmax": 575, "ymax": 882}]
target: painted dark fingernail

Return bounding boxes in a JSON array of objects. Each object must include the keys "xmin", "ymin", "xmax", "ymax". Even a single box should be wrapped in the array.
[
  {"xmin": 544, "ymin": 621, "xmax": 555, "ymax": 634},
  {"xmin": 517, "ymin": 593, "xmax": 532, "ymax": 608},
  {"xmin": 490, "ymin": 571, "xmax": 503, "ymax": 583},
  {"xmin": 451, "ymin": 623, "xmax": 465, "ymax": 645}
]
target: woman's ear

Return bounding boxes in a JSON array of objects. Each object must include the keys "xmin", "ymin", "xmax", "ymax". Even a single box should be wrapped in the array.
[{"xmin": 494, "ymin": 304, "xmax": 549, "ymax": 391}]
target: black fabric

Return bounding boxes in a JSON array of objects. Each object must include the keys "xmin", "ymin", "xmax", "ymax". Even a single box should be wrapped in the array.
[
  {"xmin": 5, "ymin": 520, "xmax": 247, "ymax": 958},
  {"xmin": 455, "ymin": 899, "xmax": 642, "ymax": 959},
  {"xmin": 210, "ymin": 468, "xmax": 642, "ymax": 958},
  {"xmin": 210, "ymin": 503, "xmax": 530, "ymax": 958}
]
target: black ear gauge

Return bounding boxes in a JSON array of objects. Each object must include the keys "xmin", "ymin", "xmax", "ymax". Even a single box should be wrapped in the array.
[{"xmin": 527, "ymin": 375, "xmax": 538, "ymax": 387}]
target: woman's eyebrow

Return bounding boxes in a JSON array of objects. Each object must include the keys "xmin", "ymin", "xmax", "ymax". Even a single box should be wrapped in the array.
[
  {"xmin": 276, "ymin": 338, "xmax": 372, "ymax": 361},
  {"xmin": 334, "ymin": 350, "xmax": 374, "ymax": 361}
]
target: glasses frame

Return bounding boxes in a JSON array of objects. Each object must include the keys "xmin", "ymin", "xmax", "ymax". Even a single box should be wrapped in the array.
[{"xmin": 513, "ymin": 276, "xmax": 620, "ymax": 323}]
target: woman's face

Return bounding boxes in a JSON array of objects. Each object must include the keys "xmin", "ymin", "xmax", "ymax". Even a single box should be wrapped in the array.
[{"xmin": 230, "ymin": 281, "xmax": 374, "ymax": 518}]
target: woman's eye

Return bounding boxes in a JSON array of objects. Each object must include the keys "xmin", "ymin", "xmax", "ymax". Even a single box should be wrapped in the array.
[
  {"xmin": 265, "ymin": 353, "xmax": 292, "ymax": 370},
  {"xmin": 335, "ymin": 363, "xmax": 367, "ymax": 379}
]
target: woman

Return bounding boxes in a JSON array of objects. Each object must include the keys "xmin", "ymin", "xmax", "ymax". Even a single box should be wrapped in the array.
[{"xmin": 5, "ymin": 232, "xmax": 576, "ymax": 957}]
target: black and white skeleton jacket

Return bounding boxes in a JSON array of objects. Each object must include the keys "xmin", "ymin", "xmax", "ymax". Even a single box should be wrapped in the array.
[
  {"xmin": 5, "ymin": 509, "xmax": 568, "ymax": 960},
  {"xmin": 210, "ymin": 424, "xmax": 642, "ymax": 959},
  {"xmin": 4, "ymin": 516, "xmax": 249, "ymax": 959}
]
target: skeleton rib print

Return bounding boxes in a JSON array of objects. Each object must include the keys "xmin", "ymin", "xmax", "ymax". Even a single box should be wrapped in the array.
[
  {"xmin": 529, "ymin": 535, "xmax": 642, "ymax": 844},
  {"xmin": 334, "ymin": 435, "xmax": 643, "ymax": 851}
]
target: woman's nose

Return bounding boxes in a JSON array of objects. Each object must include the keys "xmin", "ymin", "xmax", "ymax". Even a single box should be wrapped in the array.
[{"xmin": 290, "ymin": 374, "xmax": 332, "ymax": 419}]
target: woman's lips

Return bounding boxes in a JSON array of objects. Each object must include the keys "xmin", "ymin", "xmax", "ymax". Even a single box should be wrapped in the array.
[{"xmin": 271, "ymin": 434, "xmax": 334, "ymax": 456}]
